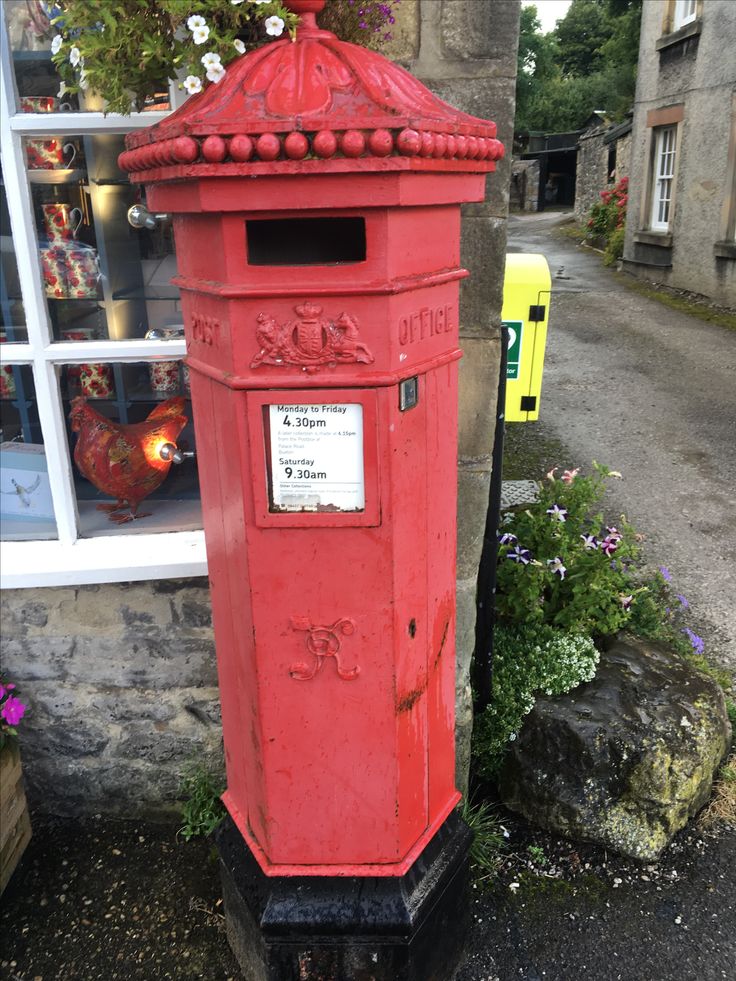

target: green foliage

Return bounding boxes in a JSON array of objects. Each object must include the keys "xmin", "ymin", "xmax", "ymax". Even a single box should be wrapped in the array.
[
  {"xmin": 516, "ymin": 0, "xmax": 642, "ymax": 134},
  {"xmin": 178, "ymin": 762, "xmax": 226, "ymax": 841},
  {"xmin": 555, "ymin": 0, "xmax": 613, "ymax": 76},
  {"xmin": 527, "ymin": 844, "xmax": 548, "ymax": 866},
  {"xmin": 603, "ymin": 225, "xmax": 626, "ymax": 266},
  {"xmin": 472, "ymin": 625, "xmax": 600, "ymax": 781},
  {"xmin": 727, "ymin": 700, "xmax": 736, "ymax": 729},
  {"xmin": 495, "ymin": 463, "xmax": 639, "ymax": 637},
  {"xmin": 460, "ymin": 798, "xmax": 506, "ymax": 877},
  {"xmin": 48, "ymin": 0, "xmax": 393, "ymax": 116}
]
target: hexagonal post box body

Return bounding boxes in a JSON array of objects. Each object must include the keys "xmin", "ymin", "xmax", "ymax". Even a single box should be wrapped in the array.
[{"xmin": 121, "ymin": 4, "xmax": 503, "ymax": 880}]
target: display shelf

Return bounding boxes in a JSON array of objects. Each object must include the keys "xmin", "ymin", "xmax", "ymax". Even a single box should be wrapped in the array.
[
  {"xmin": 111, "ymin": 286, "xmax": 181, "ymax": 301},
  {"xmin": 27, "ymin": 169, "xmax": 86, "ymax": 185}
]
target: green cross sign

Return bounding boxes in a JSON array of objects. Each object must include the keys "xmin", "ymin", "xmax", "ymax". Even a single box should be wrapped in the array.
[{"xmin": 503, "ymin": 320, "xmax": 523, "ymax": 380}]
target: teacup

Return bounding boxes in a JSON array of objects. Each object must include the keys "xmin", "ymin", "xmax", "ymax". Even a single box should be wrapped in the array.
[
  {"xmin": 39, "ymin": 246, "xmax": 68, "ymax": 298},
  {"xmin": 79, "ymin": 363, "xmax": 114, "ymax": 399},
  {"xmin": 20, "ymin": 96, "xmax": 57, "ymax": 113},
  {"xmin": 65, "ymin": 249, "xmax": 100, "ymax": 298},
  {"xmin": 149, "ymin": 361, "xmax": 180, "ymax": 394},
  {"xmin": 27, "ymin": 138, "xmax": 77, "ymax": 171},
  {"xmin": 42, "ymin": 204, "xmax": 83, "ymax": 243}
]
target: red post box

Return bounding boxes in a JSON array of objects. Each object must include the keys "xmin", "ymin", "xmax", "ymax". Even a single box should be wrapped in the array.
[{"xmin": 121, "ymin": 2, "xmax": 503, "ymax": 976}]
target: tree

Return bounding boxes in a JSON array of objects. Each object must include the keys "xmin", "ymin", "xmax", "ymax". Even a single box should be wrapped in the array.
[
  {"xmin": 514, "ymin": 0, "xmax": 642, "ymax": 136},
  {"xmin": 555, "ymin": 0, "xmax": 613, "ymax": 76}
]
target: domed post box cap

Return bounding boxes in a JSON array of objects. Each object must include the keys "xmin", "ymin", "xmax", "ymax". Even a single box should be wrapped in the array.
[{"xmin": 121, "ymin": 0, "xmax": 504, "ymax": 181}]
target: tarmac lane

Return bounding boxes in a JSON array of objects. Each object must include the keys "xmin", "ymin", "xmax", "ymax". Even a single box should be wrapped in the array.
[{"xmin": 504, "ymin": 210, "xmax": 736, "ymax": 677}]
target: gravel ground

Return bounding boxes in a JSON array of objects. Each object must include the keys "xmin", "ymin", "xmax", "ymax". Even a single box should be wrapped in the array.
[{"xmin": 1, "ymin": 808, "xmax": 734, "ymax": 981}]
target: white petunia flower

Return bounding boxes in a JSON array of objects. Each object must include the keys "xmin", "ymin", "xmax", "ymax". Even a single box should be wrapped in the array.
[
  {"xmin": 231, "ymin": 0, "xmax": 245, "ymax": 5},
  {"xmin": 233, "ymin": 39, "xmax": 246, "ymax": 54},
  {"xmin": 200, "ymin": 51, "xmax": 222, "ymax": 69},
  {"xmin": 254, "ymin": 0, "xmax": 270, "ymax": 4},
  {"xmin": 187, "ymin": 14, "xmax": 206, "ymax": 30},
  {"xmin": 192, "ymin": 25, "xmax": 210, "ymax": 44},
  {"xmin": 265, "ymin": 15, "xmax": 285, "ymax": 36},
  {"xmin": 69, "ymin": 45, "xmax": 81, "ymax": 67},
  {"xmin": 57, "ymin": 81, "xmax": 68, "ymax": 98},
  {"xmin": 182, "ymin": 74, "xmax": 203, "ymax": 95},
  {"xmin": 78, "ymin": 69, "xmax": 89, "ymax": 91},
  {"xmin": 51, "ymin": 34, "xmax": 63, "ymax": 55},
  {"xmin": 206, "ymin": 64, "xmax": 226, "ymax": 84}
]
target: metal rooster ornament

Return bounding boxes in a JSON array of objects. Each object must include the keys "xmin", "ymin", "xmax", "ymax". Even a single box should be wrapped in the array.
[{"xmin": 70, "ymin": 396, "xmax": 188, "ymax": 523}]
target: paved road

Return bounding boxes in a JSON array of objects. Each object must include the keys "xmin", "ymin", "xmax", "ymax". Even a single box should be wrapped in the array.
[{"xmin": 505, "ymin": 211, "xmax": 736, "ymax": 676}]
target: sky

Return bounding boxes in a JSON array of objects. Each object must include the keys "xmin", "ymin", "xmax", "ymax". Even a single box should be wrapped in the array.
[{"xmin": 522, "ymin": 0, "xmax": 573, "ymax": 34}]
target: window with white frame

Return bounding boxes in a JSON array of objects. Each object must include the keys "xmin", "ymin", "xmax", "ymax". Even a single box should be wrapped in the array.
[
  {"xmin": 0, "ymin": 3, "xmax": 207, "ymax": 588},
  {"xmin": 650, "ymin": 125, "xmax": 677, "ymax": 232},
  {"xmin": 672, "ymin": 0, "xmax": 697, "ymax": 31}
]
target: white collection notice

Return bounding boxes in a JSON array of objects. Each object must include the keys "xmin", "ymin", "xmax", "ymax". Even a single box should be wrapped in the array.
[{"xmin": 268, "ymin": 403, "xmax": 365, "ymax": 512}]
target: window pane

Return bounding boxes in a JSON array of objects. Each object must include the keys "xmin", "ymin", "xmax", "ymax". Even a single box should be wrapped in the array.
[
  {"xmin": 4, "ymin": 1, "xmax": 169, "ymax": 114},
  {"xmin": 1, "ymin": 161, "xmax": 28, "ymax": 343},
  {"xmin": 61, "ymin": 360, "xmax": 202, "ymax": 538},
  {"xmin": 1, "ymin": 367, "xmax": 57, "ymax": 541},
  {"xmin": 24, "ymin": 135, "xmax": 181, "ymax": 341}
]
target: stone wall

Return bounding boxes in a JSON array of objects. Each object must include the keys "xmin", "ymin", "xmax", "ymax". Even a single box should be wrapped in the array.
[
  {"xmin": 1, "ymin": 0, "xmax": 520, "ymax": 816},
  {"xmin": 575, "ymin": 128, "xmax": 609, "ymax": 222},
  {"xmin": 1, "ymin": 579, "xmax": 222, "ymax": 817}
]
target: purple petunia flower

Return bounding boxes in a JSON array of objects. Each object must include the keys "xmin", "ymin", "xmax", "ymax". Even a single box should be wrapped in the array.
[
  {"xmin": 606, "ymin": 526, "xmax": 623, "ymax": 541},
  {"xmin": 498, "ymin": 532, "xmax": 518, "ymax": 545},
  {"xmin": 581, "ymin": 534, "xmax": 599, "ymax": 550},
  {"xmin": 547, "ymin": 557, "xmax": 567, "ymax": 579},
  {"xmin": 659, "ymin": 566, "xmax": 672, "ymax": 581},
  {"xmin": 507, "ymin": 545, "xmax": 532, "ymax": 565},
  {"xmin": 676, "ymin": 594, "xmax": 689, "ymax": 609},
  {"xmin": 601, "ymin": 536, "xmax": 619, "ymax": 556},
  {"xmin": 547, "ymin": 503, "xmax": 568, "ymax": 522},
  {"xmin": 620, "ymin": 594, "xmax": 633, "ymax": 610},
  {"xmin": 682, "ymin": 628, "xmax": 704, "ymax": 655}
]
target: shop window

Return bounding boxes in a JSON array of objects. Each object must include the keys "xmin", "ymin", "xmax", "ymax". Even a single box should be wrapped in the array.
[{"xmin": 0, "ymin": 6, "xmax": 206, "ymax": 586}]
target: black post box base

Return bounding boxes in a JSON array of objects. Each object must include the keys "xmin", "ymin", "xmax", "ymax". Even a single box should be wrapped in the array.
[{"xmin": 213, "ymin": 810, "xmax": 473, "ymax": 981}]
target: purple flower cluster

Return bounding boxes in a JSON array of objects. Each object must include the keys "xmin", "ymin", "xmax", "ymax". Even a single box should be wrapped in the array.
[
  {"xmin": 0, "ymin": 682, "xmax": 27, "ymax": 729},
  {"xmin": 682, "ymin": 627, "xmax": 704, "ymax": 656},
  {"xmin": 347, "ymin": 0, "xmax": 400, "ymax": 40}
]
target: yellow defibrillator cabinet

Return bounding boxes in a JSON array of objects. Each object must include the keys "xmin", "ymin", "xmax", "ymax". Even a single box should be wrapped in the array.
[{"xmin": 502, "ymin": 253, "xmax": 551, "ymax": 422}]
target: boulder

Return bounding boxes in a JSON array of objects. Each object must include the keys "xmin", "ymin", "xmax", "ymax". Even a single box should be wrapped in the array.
[{"xmin": 499, "ymin": 635, "xmax": 732, "ymax": 861}]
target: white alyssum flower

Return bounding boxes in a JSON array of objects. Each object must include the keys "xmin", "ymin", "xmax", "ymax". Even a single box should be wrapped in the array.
[
  {"xmin": 265, "ymin": 15, "xmax": 285, "ymax": 36},
  {"xmin": 51, "ymin": 34, "xmax": 63, "ymax": 55},
  {"xmin": 187, "ymin": 14, "xmax": 207, "ymax": 30},
  {"xmin": 201, "ymin": 51, "xmax": 222, "ymax": 70},
  {"xmin": 183, "ymin": 74, "xmax": 203, "ymax": 95},
  {"xmin": 206, "ymin": 64, "xmax": 226, "ymax": 83},
  {"xmin": 233, "ymin": 39, "xmax": 246, "ymax": 54},
  {"xmin": 69, "ymin": 45, "xmax": 81, "ymax": 67},
  {"xmin": 192, "ymin": 25, "xmax": 210, "ymax": 44}
]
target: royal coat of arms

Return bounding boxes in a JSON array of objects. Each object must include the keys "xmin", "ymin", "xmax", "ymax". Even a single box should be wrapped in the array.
[{"xmin": 251, "ymin": 302, "xmax": 374, "ymax": 372}]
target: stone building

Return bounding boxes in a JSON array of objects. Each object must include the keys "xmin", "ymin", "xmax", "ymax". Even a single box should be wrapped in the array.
[
  {"xmin": 623, "ymin": 0, "xmax": 736, "ymax": 305},
  {"xmin": 574, "ymin": 119, "xmax": 633, "ymax": 223},
  {"xmin": 0, "ymin": 1, "xmax": 521, "ymax": 816}
]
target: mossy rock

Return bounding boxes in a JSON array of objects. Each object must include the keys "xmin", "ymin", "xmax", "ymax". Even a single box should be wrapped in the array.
[{"xmin": 499, "ymin": 635, "xmax": 732, "ymax": 861}]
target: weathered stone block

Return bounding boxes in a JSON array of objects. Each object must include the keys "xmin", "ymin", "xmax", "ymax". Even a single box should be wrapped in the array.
[
  {"xmin": 500, "ymin": 636, "xmax": 732, "ymax": 860},
  {"xmin": 457, "ymin": 466, "xmax": 491, "ymax": 580},
  {"xmin": 458, "ymin": 214, "xmax": 507, "ymax": 333},
  {"xmin": 440, "ymin": 0, "xmax": 521, "ymax": 65},
  {"xmin": 381, "ymin": 0, "xmax": 420, "ymax": 63},
  {"xmin": 458, "ymin": 335, "xmax": 502, "ymax": 460}
]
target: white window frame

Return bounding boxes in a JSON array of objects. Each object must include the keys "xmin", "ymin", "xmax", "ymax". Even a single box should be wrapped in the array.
[
  {"xmin": 0, "ymin": 21, "xmax": 207, "ymax": 589},
  {"xmin": 650, "ymin": 125, "xmax": 677, "ymax": 232},
  {"xmin": 672, "ymin": 0, "xmax": 698, "ymax": 31}
]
